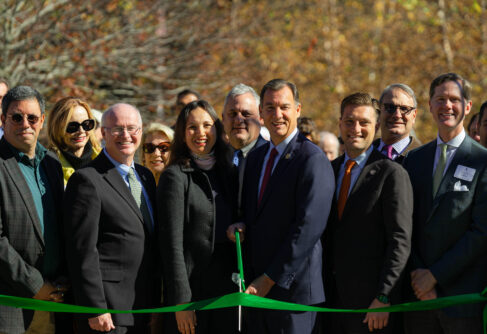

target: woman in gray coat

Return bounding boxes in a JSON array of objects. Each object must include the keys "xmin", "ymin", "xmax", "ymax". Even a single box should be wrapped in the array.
[{"xmin": 157, "ymin": 100, "xmax": 238, "ymax": 334}]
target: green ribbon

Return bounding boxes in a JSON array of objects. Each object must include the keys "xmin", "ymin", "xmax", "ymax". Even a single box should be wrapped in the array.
[{"xmin": 0, "ymin": 231, "xmax": 485, "ymax": 332}]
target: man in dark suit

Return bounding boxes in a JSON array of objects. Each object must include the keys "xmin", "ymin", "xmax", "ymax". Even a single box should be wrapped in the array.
[
  {"xmin": 0, "ymin": 86, "xmax": 67, "ymax": 334},
  {"xmin": 222, "ymin": 83, "xmax": 267, "ymax": 216},
  {"xmin": 374, "ymin": 83, "xmax": 421, "ymax": 163},
  {"xmin": 325, "ymin": 93, "xmax": 413, "ymax": 333},
  {"xmin": 64, "ymin": 103, "xmax": 158, "ymax": 334},
  {"xmin": 403, "ymin": 73, "xmax": 487, "ymax": 333},
  {"xmin": 229, "ymin": 79, "xmax": 335, "ymax": 333}
]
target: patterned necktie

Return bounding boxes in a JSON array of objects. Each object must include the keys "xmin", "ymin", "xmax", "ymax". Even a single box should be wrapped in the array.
[
  {"xmin": 258, "ymin": 148, "xmax": 278, "ymax": 205},
  {"xmin": 233, "ymin": 150, "xmax": 243, "ymax": 167},
  {"xmin": 383, "ymin": 145, "xmax": 394, "ymax": 159},
  {"xmin": 337, "ymin": 159, "xmax": 356, "ymax": 220},
  {"xmin": 432, "ymin": 143, "xmax": 448, "ymax": 196},
  {"xmin": 127, "ymin": 168, "xmax": 153, "ymax": 232}
]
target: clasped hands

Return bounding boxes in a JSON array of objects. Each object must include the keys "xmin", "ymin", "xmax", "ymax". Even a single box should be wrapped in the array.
[
  {"xmin": 411, "ymin": 268, "xmax": 438, "ymax": 301},
  {"xmin": 33, "ymin": 278, "xmax": 69, "ymax": 303}
]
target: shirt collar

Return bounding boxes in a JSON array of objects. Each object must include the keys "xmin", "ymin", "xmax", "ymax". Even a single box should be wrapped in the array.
[
  {"xmin": 378, "ymin": 136, "xmax": 411, "ymax": 155},
  {"xmin": 436, "ymin": 129, "xmax": 465, "ymax": 148},
  {"xmin": 103, "ymin": 149, "xmax": 135, "ymax": 176},
  {"xmin": 240, "ymin": 137, "xmax": 259, "ymax": 157},
  {"xmin": 344, "ymin": 144, "xmax": 374, "ymax": 169},
  {"xmin": 7, "ymin": 140, "xmax": 46, "ymax": 166},
  {"xmin": 270, "ymin": 128, "xmax": 298, "ymax": 155}
]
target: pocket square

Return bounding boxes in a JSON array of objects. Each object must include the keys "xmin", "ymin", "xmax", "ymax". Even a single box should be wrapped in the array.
[{"xmin": 453, "ymin": 180, "xmax": 469, "ymax": 192}]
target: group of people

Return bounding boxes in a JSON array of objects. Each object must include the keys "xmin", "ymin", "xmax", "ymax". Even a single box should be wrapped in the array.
[{"xmin": 0, "ymin": 72, "xmax": 485, "ymax": 334}]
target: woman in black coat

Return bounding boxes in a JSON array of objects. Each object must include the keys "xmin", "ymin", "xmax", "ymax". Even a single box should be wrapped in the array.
[{"xmin": 157, "ymin": 100, "xmax": 238, "ymax": 334}]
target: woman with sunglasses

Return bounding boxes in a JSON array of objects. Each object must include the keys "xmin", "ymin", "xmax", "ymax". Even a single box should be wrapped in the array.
[
  {"xmin": 47, "ymin": 97, "xmax": 101, "ymax": 186},
  {"xmin": 158, "ymin": 100, "xmax": 238, "ymax": 334},
  {"xmin": 140, "ymin": 123, "xmax": 174, "ymax": 185}
]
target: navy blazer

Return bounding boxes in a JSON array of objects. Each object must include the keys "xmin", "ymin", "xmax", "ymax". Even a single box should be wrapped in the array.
[
  {"xmin": 242, "ymin": 133, "xmax": 335, "ymax": 305},
  {"xmin": 403, "ymin": 135, "xmax": 487, "ymax": 317}
]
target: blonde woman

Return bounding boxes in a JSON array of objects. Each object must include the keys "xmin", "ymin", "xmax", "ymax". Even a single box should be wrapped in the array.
[
  {"xmin": 140, "ymin": 122, "xmax": 174, "ymax": 184},
  {"xmin": 47, "ymin": 97, "xmax": 101, "ymax": 185}
]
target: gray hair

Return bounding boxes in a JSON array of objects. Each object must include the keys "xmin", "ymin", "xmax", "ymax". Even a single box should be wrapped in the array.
[
  {"xmin": 223, "ymin": 83, "xmax": 260, "ymax": 110},
  {"xmin": 1, "ymin": 86, "xmax": 45, "ymax": 115},
  {"xmin": 379, "ymin": 83, "xmax": 417, "ymax": 109},
  {"xmin": 101, "ymin": 103, "xmax": 142, "ymax": 127}
]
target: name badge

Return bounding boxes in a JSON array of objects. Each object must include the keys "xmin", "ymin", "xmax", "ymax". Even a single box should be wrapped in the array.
[{"xmin": 454, "ymin": 165, "xmax": 476, "ymax": 182}]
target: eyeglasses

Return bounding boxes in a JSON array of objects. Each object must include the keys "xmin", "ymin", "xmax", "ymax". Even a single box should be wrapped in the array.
[
  {"xmin": 7, "ymin": 113, "xmax": 40, "ymax": 125},
  {"xmin": 103, "ymin": 126, "xmax": 141, "ymax": 136},
  {"xmin": 143, "ymin": 142, "xmax": 171, "ymax": 154},
  {"xmin": 382, "ymin": 103, "xmax": 415, "ymax": 115},
  {"xmin": 66, "ymin": 119, "xmax": 95, "ymax": 134}
]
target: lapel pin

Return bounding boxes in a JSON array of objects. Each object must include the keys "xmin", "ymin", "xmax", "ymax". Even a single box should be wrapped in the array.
[{"xmin": 285, "ymin": 153, "xmax": 292, "ymax": 159}]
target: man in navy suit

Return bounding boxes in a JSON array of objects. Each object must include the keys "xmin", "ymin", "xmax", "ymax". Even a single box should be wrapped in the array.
[
  {"xmin": 229, "ymin": 79, "xmax": 335, "ymax": 333},
  {"xmin": 403, "ymin": 73, "xmax": 487, "ymax": 333}
]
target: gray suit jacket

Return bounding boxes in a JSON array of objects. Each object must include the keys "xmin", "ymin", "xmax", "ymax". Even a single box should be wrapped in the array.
[
  {"xmin": 403, "ymin": 135, "xmax": 487, "ymax": 317},
  {"xmin": 0, "ymin": 138, "xmax": 64, "ymax": 334}
]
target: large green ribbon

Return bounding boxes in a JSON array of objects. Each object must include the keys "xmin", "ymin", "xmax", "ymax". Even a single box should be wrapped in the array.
[{"xmin": 0, "ymin": 232, "xmax": 485, "ymax": 332}]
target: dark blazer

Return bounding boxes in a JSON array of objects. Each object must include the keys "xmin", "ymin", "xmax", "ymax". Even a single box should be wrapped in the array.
[
  {"xmin": 0, "ymin": 138, "xmax": 64, "ymax": 334},
  {"xmin": 403, "ymin": 136, "xmax": 487, "ymax": 317},
  {"xmin": 326, "ymin": 149, "xmax": 412, "ymax": 310},
  {"xmin": 373, "ymin": 136, "xmax": 422, "ymax": 164},
  {"xmin": 242, "ymin": 133, "xmax": 335, "ymax": 305},
  {"xmin": 64, "ymin": 152, "xmax": 158, "ymax": 329},
  {"xmin": 157, "ymin": 161, "xmax": 236, "ymax": 306}
]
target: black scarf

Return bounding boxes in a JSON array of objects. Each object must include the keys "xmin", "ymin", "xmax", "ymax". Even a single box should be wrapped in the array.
[{"xmin": 61, "ymin": 141, "xmax": 94, "ymax": 170}]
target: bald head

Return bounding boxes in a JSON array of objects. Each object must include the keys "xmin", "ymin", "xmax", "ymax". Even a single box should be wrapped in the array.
[
  {"xmin": 101, "ymin": 103, "xmax": 143, "ymax": 165},
  {"xmin": 320, "ymin": 131, "xmax": 340, "ymax": 161}
]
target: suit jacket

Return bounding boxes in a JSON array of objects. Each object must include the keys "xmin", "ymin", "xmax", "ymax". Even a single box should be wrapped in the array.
[
  {"xmin": 403, "ymin": 136, "xmax": 487, "ymax": 317},
  {"xmin": 0, "ymin": 138, "xmax": 64, "ymax": 334},
  {"xmin": 242, "ymin": 133, "xmax": 335, "ymax": 305},
  {"xmin": 326, "ymin": 149, "xmax": 412, "ymax": 309},
  {"xmin": 64, "ymin": 152, "xmax": 158, "ymax": 328},
  {"xmin": 157, "ymin": 161, "xmax": 237, "ymax": 305},
  {"xmin": 373, "ymin": 136, "xmax": 422, "ymax": 164}
]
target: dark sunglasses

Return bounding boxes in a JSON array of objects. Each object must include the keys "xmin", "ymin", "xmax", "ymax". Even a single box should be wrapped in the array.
[
  {"xmin": 7, "ymin": 113, "xmax": 40, "ymax": 125},
  {"xmin": 66, "ymin": 119, "xmax": 95, "ymax": 134},
  {"xmin": 382, "ymin": 103, "xmax": 415, "ymax": 115},
  {"xmin": 143, "ymin": 142, "xmax": 170, "ymax": 154}
]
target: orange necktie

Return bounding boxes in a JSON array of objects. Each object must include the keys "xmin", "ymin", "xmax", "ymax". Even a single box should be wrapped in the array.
[{"xmin": 337, "ymin": 159, "xmax": 356, "ymax": 220}]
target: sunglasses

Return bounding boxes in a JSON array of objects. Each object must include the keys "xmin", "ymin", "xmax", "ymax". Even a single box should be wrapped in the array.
[
  {"xmin": 7, "ymin": 113, "xmax": 40, "ymax": 125},
  {"xmin": 143, "ymin": 142, "xmax": 171, "ymax": 154},
  {"xmin": 66, "ymin": 119, "xmax": 95, "ymax": 134},
  {"xmin": 382, "ymin": 103, "xmax": 415, "ymax": 115}
]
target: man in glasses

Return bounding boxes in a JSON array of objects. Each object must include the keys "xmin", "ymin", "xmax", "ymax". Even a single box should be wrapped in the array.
[
  {"xmin": 64, "ymin": 103, "xmax": 159, "ymax": 333},
  {"xmin": 375, "ymin": 83, "xmax": 422, "ymax": 163},
  {"xmin": 403, "ymin": 73, "xmax": 487, "ymax": 333},
  {"xmin": 0, "ymin": 86, "xmax": 67, "ymax": 333}
]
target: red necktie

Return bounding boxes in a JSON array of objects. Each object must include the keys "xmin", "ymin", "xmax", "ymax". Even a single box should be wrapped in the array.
[
  {"xmin": 337, "ymin": 159, "xmax": 356, "ymax": 219},
  {"xmin": 258, "ymin": 148, "xmax": 278, "ymax": 205}
]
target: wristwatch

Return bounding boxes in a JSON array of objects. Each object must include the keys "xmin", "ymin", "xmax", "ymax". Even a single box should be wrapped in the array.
[{"xmin": 376, "ymin": 293, "xmax": 390, "ymax": 304}]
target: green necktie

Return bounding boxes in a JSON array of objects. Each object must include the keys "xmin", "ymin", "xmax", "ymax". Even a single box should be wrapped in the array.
[
  {"xmin": 127, "ymin": 168, "xmax": 153, "ymax": 232},
  {"xmin": 433, "ymin": 143, "xmax": 448, "ymax": 196}
]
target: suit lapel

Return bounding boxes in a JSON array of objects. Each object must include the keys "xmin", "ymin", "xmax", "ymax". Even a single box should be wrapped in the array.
[
  {"xmin": 245, "ymin": 142, "xmax": 269, "ymax": 223},
  {"xmin": 2, "ymin": 158, "xmax": 45, "ymax": 245},
  {"xmin": 429, "ymin": 137, "xmax": 472, "ymax": 220},
  {"xmin": 98, "ymin": 154, "xmax": 144, "ymax": 224},
  {"xmin": 257, "ymin": 134, "xmax": 298, "ymax": 214}
]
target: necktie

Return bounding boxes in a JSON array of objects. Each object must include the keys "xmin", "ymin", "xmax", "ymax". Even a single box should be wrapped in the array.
[
  {"xmin": 128, "ymin": 168, "xmax": 153, "ymax": 232},
  {"xmin": 383, "ymin": 145, "xmax": 394, "ymax": 159},
  {"xmin": 337, "ymin": 159, "xmax": 356, "ymax": 220},
  {"xmin": 432, "ymin": 143, "xmax": 448, "ymax": 196},
  {"xmin": 258, "ymin": 148, "xmax": 278, "ymax": 205}
]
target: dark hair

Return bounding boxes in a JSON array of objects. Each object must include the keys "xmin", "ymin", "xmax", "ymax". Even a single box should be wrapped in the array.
[
  {"xmin": 0, "ymin": 78, "xmax": 9, "ymax": 88},
  {"xmin": 169, "ymin": 100, "xmax": 231, "ymax": 169},
  {"xmin": 297, "ymin": 117, "xmax": 319, "ymax": 144},
  {"xmin": 478, "ymin": 102, "xmax": 487, "ymax": 127},
  {"xmin": 177, "ymin": 89, "xmax": 201, "ymax": 103},
  {"xmin": 2, "ymin": 86, "xmax": 45, "ymax": 115},
  {"xmin": 468, "ymin": 113, "xmax": 480, "ymax": 133},
  {"xmin": 260, "ymin": 79, "xmax": 299, "ymax": 106},
  {"xmin": 429, "ymin": 73, "xmax": 471, "ymax": 101},
  {"xmin": 340, "ymin": 92, "xmax": 379, "ymax": 120}
]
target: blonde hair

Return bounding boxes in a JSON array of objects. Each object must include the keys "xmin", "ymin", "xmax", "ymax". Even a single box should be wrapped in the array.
[
  {"xmin": 47, "ymin": 97, "xmax": 101, "ymax": 154},
  {"xmin": 140, "ymin": 122, "xmax": 174, "ymax": 165}
]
